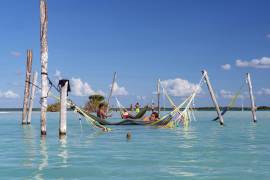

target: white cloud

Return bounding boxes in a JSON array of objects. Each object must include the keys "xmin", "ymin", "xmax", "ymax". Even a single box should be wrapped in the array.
[
  {"xmin": 54, "ymin": 69, "xmax": 62, "ymax": 81},
  {"xmin": 70, "ymin": 78, "xmax": 103, "ymax": 97},
  {"xmin": 220, "ymin": 90, "xmax": 234, "ymax": 99},
  {"xmin": 160, "ymin": 78, "xmax": 202, "ymax": 97},
  {"xmin": 236, "ymin": 57, "xmax": 270, "ymax": 68},
  {"xmin": 111, "ymin": 82, "xmax": 128, "ymax": 96},
  {"xmin": 220, "ymin": 89, "xmax": 245, "ymax": 99},
  {"xmin": 257, "ymin": 88, "xmax": 270, "ymax": 96},
  {"xmin": 0, "ymin": 90, "xmax": 19, "ymax": 99},
  {"xmin": 221, "ymin": 64, "xmax": 231, "ymax": 70},
  {"xmin": 137, "ymin": 95, "xmax": 147, "ymax": 101},
  {"xmin": 10, "ymin": 51, "xmax": 21, "ymax": 58}
]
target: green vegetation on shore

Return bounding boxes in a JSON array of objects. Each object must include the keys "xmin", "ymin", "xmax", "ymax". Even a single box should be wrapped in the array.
[
  {"xmin": 84, "ymin": 94, "xmax": 106, "ymax": 112},
  {"xmin": 1, "ymin": 106, "xmax": 270, "ymax": 112},
  {"xmin": 47, "ymin": 102, "xmax": 61, "ymax": 112}
]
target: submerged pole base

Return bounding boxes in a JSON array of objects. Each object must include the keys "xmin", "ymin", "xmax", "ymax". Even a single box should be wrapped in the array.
[
  {"xmin": 59, "ymin": 132, "xmax": 66, "ymax": 136},
  {"xmin": 41, "ymin": 131, "xmax": 47, "ymax": 136},
  {"xmin": 253, "ymin": 120, "xmax": 257, "ymax": 123},
  {"xmin": 59, "ymin": 133, "xmax": 66, "ymax": 140},
  {"xmin": 22, "ymin": 122, "xmax": 27, "ymax": 125},
  {"xmin": 220, "ymin": 122, "xmax": 224, "ymax": 126},
  {"xmin": 26, "ymin": 122, "xmax": 31, "ymax": 125}
]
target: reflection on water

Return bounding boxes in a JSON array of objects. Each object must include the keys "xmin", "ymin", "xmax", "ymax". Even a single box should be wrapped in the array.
[
  {"xmin": 58, "ymin": 136, "xmax": 68, "ymax": 168},
  {"xmin": 248, "ymin": 123, "xmax": 257, "ymax": 140},
  {"xmin": 167, "ymin": 167, "xmax": 197, "ymax": 177},
  {"xmin": 22, "ymin": 125, "xmax": 36, "ymax": 168},
  {"xmin": 34, "ymin": 136, "xmax": 48, "ymax": 180}
]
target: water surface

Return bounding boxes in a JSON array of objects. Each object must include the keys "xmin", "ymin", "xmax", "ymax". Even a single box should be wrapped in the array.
[{"xmin": 0, "ymin": 111, "xmax": 269, "ymax": 179}]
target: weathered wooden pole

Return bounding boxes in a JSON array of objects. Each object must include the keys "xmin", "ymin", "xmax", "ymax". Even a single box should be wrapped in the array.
[
  {"xmin": 202, "ymin": 70, "xmax": 224, "ymax": 125},
  {"xmin": 22, "ymin": 49, "xmax": 33, "ymax": 125},
  {"xmin": 246, "ymin": 73, "xmax": 257, "ymax": 123},
  {"xmin": 157, "ymin": 79, "xmax": 160, "ymax": 115},
  {"xmin": 59, "ymin": 80, "xmax": 68, "ymax": 136},
  {"xmin": 40, "ymin": 0, "xmax": 49, "ymax": 135},
  {"xmin": 27, "ymin": 71, "xmax": 38, "ymax": 124}
]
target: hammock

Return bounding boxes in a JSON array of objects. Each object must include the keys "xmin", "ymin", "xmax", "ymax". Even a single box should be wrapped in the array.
[
  {"xmin": 89, "ymin": 77, "xmax": 204, "ymax": 128},
  {"xmin": 212, "ymin": 84, "xmax": 244, "ymax": 121},
  {"xmin": 116, "ymin": 98, "xmax": 147, "ymax": 119},
  {"xmin": 86, "ymin": 112, "xmax": 172, "ymax": 126}
]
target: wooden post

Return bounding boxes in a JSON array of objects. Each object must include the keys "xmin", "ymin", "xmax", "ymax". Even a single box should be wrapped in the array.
[
  {"xmin": 22, "ymin": 50, "xmax": 33, "ymax": 125},
  {"xmin": 40, "ymin": 0, "xmax": 48, "ymax": 135},
  {"xmin": 157, "ymin": 79, "xmax": 160, "ymax": 115},
  {"xmin": 246, "ymin": 73, "xmax": 257, "ymax": 123},
  {"xmin": 59, "ymin": 81, "xmax": 68, "ymax": 136},
  {"xmin": 202, "ymin": 70, "xmax": 224, "ymax": 125},
  {"xmin": 27, "ymin": 71, "xmax": 38, "ymax": 124}
]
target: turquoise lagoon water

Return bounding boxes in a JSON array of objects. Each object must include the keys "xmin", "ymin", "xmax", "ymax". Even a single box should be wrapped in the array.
[{"xmin": 0, "ymin": 111, "xmax": 269, "ymax": 179}]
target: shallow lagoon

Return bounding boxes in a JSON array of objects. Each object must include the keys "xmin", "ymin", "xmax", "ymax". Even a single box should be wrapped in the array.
[{"xmin": 0, "ymin": 111, "xmax": 269, "ymax": 179}]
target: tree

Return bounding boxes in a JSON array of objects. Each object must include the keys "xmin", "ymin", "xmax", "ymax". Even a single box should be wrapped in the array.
[
  {"xmin": 47, "ymin": 101, "xmax": 61, "ymax": 112},
  {"xmin": 84, "ymin": 94, "xmax": 106, "ymax": 112}
]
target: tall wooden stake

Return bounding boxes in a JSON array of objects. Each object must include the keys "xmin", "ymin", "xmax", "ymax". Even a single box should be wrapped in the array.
[
  {"xmin": 27, "ymin": 71, "xmax": 38, "ymax": 124},
  {"xmin": 202, "ymin": 70, "xmax": 224, "ymax": 125},
  {"xmin": 246, "ymin": 73, "xmax": 257, "ymax": 123},
  {"xmin": 22, "ymin": 50, "xmax": 33, "ymax": 125},
  {"xmin": 59, "ymin": 81, "xmax": 68, "ymax": 136},
  {"xmin": 40, "ymin": 0, "xmax": 48, "ymax": 135},
  {"xmin": 157, "ymin": 79, "xmax": 160, "ymax": 115}
]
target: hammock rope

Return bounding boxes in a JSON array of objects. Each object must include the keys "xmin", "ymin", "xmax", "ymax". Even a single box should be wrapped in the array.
[
  {"xmin": 49, "ymin": 92, "xmax": 111, "ymax": 132},
  {"xmin": 107, "ymin": 72, "xmax": 117, "ymax": 112},
  {"xmin": 212, "ymin": 83, "xmax": 245, "ymax": 121},
  {"xmin": 156, "ymin": 74, "xmax": 206, "ymax": 128},
  {"xmin": 27, "ymin": 78, "xmax": 111, "ymax": 132}
]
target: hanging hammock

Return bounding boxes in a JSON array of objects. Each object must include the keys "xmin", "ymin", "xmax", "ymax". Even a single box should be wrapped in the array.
[
  {"xmin": 89, "ymin": 75, "xmax": 205, "ymax": 128},
  {"xmin": 86, "ymin": 111, "xmax": 173, "ymax": 126},
  {"xmin": 116, "ymin": 97, "xmax": 148, "ymax": 119},
  {"xmin": 158, "ymin": 74, "xmax": 205, "ymax": 127},
  {"xmin": 212, "ymin": 83, "xmax": 245, "ymax": 121}
]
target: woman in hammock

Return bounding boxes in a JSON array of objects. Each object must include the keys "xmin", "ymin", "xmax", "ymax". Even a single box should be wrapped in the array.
[
  {"xmin": 97, "ymin": 103, "xmax": 111, "ymax": 119},
  {"xmin": 143, "ymin": 112, "xmax": 159, "ymax": 122},
  {"xmin": 121, "ymin": 109, "xmax": 130, "ymax": 119}
]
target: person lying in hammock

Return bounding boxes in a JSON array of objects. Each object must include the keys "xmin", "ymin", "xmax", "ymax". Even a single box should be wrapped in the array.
[
  {"xmin": 135, "ymin": 102, "xmax": 140, "ymax": 113},
  {"xmin": 121, "ymin": 109, "xmax": 130, "ymax": 119},
  {"xmin": 143, "ymin": 112, "xmax": 159, "ymax": 122},
  {"xmin": 97, "ymin": 103, "xmax": 112, "ymax": 119}
]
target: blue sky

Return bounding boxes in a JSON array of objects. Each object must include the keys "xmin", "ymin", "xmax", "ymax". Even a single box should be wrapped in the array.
[{"xmin": 0, "ymin": 0, "xmax": 269, "ymax": 108}]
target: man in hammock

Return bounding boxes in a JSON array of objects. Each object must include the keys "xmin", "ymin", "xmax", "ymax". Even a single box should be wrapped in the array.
[{"xmin": 97, "ymin": 103, "xmax": 112, "ymax": 119}]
